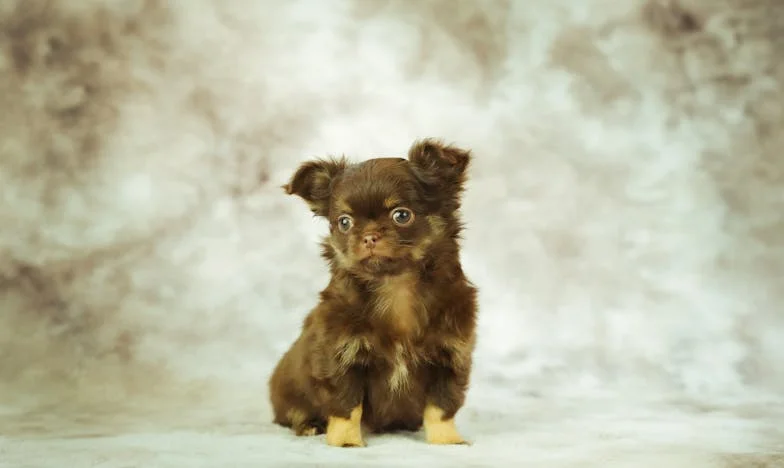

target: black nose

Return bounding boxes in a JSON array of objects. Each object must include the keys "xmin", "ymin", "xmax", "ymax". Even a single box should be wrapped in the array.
[{"xmin": 363, "ymin": 233, "xmax": 379, "ymax": 249}]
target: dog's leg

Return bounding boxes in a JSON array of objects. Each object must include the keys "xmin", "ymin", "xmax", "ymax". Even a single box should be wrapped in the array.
[
  {"xmin": 282, "ymin": 408, "xmax": 324, "ymax": 436},
  {"xmin": 423, "ymin": 365, "xmax": 470, "ymax": 445},
  {"xmin": 326, "ymin": 404, "xmax": 364, "ymax": 447},
  {"xmin": 293, "ymin": 414, "xmax": 326, "ymax": 436},
  {"xmin": 324, "ymin": 367, "xmax": 366, "ymax": 447},
  {"xmin": 423, "ymin": 404, "xmax": 466, "ymax": 445}
]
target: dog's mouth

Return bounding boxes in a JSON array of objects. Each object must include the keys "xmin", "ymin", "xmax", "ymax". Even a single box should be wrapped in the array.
[
  {"xmin": 361, "ymin": 254, "xmax": 395, "ymax": 265},
  {"xmin": 358, "ymin": 254, "xmax": 405, "ymax": 274}
]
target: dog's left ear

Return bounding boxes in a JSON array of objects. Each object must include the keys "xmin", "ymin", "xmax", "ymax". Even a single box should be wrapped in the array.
[{"xmin": 408, "ymin": 139, "xmax": 471, "ymax": 206}]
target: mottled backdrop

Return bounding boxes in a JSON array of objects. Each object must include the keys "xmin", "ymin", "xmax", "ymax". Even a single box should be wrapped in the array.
[{"xmin": 0, "ymin": 0, "xmax": 782, "ymax": 465}]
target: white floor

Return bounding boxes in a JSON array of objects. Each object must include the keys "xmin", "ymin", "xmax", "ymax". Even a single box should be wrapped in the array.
[{"xmin": 2, "ymin": 387, "xmax": 782, "ymax": 467}]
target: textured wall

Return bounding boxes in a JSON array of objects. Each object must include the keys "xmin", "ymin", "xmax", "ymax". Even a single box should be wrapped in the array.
[{"xmin": 0, "ymin": 0, "xmax": 782, "ymax": 420}]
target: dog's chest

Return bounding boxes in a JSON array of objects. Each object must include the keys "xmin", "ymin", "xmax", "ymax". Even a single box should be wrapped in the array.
[
  {"xmin": 365, "ymin": 274, "xmax": 429, "ymax": 392},
  {"xmin": 371, "ymin": 273, "xmax": 422, "ymax": 337},
  {"xmin": 357, "ymin": 338, "xmax": 422, "ymax": 396},
  {"xmin": 386, "ymin": 341, "xmax": 413, "ymax": 393}
]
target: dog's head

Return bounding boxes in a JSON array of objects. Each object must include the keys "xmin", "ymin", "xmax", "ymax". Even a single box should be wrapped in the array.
[{"xmin": 283, "ymin": 139, "xmax": 471, "ymax": 278}]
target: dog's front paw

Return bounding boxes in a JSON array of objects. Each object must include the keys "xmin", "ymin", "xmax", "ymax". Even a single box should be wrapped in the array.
[
  {"xmin": 423, "ymin": 404, "xmax": 470, "ymax": 445},
  {"xmin": 425, "ymin": 421, "xmax": 469, "ymax": 445},
  {"xmin": 326, "ymin": 406, "xmax": 365, "ymax": 448}
]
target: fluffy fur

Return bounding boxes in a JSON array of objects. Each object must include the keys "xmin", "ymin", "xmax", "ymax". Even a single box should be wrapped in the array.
[{"xmin": 269, "ymin": 139, "xmax": 477, "ymax": 446}]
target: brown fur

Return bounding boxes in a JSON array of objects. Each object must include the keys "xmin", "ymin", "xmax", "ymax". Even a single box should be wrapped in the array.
[{"xmin": 268, "ymin": 138, "xmax": 477, "ymax": 446}]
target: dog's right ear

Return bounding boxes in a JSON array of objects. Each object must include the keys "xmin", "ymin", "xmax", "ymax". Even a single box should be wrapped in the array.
[{"xmin": 283, "ymin": 157, "xmax": 347, "ymax": 217}]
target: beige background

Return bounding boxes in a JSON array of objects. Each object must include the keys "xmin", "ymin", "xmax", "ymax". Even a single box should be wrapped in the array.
[{"xmin": 0, "ymin": 0, "xmax": 782, "ymax": 466}]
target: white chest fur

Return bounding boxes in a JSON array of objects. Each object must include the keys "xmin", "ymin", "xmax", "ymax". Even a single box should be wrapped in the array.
[
  {"xmin": 388, "ymin": 342, "xmax": 410, "ymax": 393},
  {"xmin": 371, "ymin": 273, "xmax": 424, "ymax": 393}
]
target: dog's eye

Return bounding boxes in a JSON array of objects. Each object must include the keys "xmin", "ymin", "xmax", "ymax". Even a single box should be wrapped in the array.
[
  {"xmin": 337, "ymin": 215, "xmax": 354, "ymax": 233},
  {"xmin": 391, "ymin": 207, "xmax": 414, "ymax": 226}
]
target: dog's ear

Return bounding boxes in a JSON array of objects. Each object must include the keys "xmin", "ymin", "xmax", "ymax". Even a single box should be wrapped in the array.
[
  {"xmin": 408, "ymin": 139, "xmax": 471, "ymax": 177},
  {"xmin": 408, "ymin": 139, "xmax": 471, "ymax": 208},
  {"xmin": 283, "ymin": 157, "xmax": 347, "ymax": 217}
]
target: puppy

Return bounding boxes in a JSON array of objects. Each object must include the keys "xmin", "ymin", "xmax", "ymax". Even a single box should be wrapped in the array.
[{"xmin": 268, "ymin": 139, "xmax": 478, "ymax": 447}]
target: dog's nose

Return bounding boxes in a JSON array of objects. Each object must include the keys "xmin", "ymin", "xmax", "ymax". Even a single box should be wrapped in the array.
[{"xmin": 363, "ymin": 233, "xmax": 380, "ymax": 249}]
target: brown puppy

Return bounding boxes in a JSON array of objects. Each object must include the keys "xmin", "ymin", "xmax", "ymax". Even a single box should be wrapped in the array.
[{"xmin": 268, "ymin": 138, "xmax": 477, "ymax": 447}]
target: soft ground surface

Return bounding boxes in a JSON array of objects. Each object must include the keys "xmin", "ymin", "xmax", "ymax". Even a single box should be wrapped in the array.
[
  {"xmin": 1, "ymin": 0, "xmax": 783, "ymax": 467},
  {"xmin": 1, "ymin": 390, "xmax": 783, "ymax": 467}
]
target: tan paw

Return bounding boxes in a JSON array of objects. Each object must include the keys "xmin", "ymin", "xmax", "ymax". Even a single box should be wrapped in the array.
[
  {"xmin": 423, "ymin": 404, "xmax": 470, "ymax": 446},
  {"xmin": 295, "ymin": 426, "xmax": 320, "ymax": 437},
  {"xmin": 326, "ymin": 405, "xmax": 365, "ymax": 448},
  {"xmin": 425, "ymin": 422, "xmax": 469, "ymax": 445}
]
